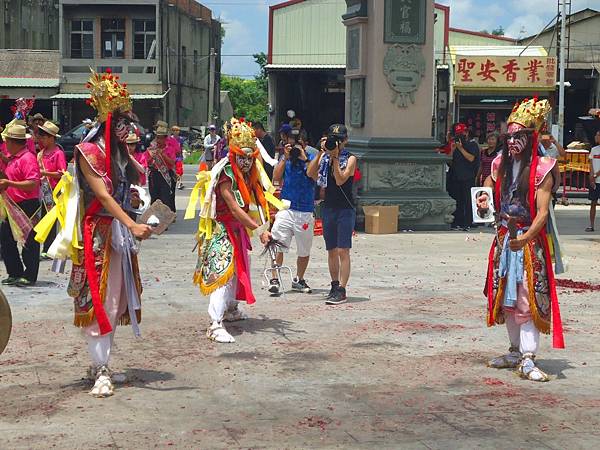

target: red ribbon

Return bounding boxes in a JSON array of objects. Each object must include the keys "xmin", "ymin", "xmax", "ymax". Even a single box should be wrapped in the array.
[{"xmin": 82, "ymin": 112, "xmax": 114, "ymax": 336}]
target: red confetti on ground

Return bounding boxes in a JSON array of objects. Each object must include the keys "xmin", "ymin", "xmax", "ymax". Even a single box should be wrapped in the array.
[
  {"xmin": 556, "ymin": 279, "xmax": 600, "ymax": 292},
  {"xmin": 483, "ymin": 377, "xmax": 505, "ymax": 386},
  {"xmin": 298, "ymin": 416, "xmax": 333, "ymax": 431}
]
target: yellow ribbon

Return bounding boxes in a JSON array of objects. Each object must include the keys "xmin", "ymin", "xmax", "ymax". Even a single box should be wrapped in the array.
[{"xmin": 33, "ymin": 172, "xmax": 82, "ymax": 262}]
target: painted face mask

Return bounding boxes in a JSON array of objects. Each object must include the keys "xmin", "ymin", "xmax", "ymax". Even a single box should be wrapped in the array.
[
  {"xmin": 506, "ymin": 123, "xmax": 528, "ymax": 157},
  {"xmin": 236, "ymin": 154, "xmax": 254, "ymax": 173}
]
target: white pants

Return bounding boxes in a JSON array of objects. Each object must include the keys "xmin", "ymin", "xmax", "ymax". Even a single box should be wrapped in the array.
[
  {"xmin": 208, "ymin": 275, "xmax": 238, "ymax": 322},
  {"xmin": 271, "ymin": 209, "xmax": 314, "ymax": 258},
  {"xmin": 505, "ymin": 314, "xmax": 540, "ymax": 354},
  {"xmin": 84, "ymin": 249, "xmax": 128, "ymax": 368}
]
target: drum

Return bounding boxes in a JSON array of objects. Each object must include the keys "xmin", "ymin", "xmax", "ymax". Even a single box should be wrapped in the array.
[{"xmin": 0, "ymin": 289, "xmax": 11, "ymax": 355}]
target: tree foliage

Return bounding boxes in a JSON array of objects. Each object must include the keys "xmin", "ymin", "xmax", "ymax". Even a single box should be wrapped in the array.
[
  {"xmin": 220, "ymin": 53, "xmax": 269, "ymax": 124},
  {"xmin": 491, "ymin": 26, "xmax": 505, "ymax": 36}
]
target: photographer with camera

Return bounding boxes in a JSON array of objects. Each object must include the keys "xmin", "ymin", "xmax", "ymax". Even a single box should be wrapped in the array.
[
  {"xmin": 448, "ymin": 123, "xmax": 479, "ymax": 231},
  {"xmin": 307, "ymin": 124, "xmax": 356, "ymax": 305},
  {"xmin": 268, "ymin": 128, "xmax": 316, "ymax": 294}
]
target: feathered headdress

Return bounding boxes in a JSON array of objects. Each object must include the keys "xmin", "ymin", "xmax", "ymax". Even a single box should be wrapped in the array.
[{"xmin": 86, "ymin": 68, "xmax": 132, "ymax": 123}]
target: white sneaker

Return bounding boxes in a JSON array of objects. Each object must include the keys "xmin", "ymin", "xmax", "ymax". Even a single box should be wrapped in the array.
[
  {"xmin": 89, "ymin": 366, "xmax": 114, "ymax": 397},
  {"xmin": 223, "ymin": 307, "xmax": 248, "ymax": 322},
  {"xmin": 206, "ymin": 321, "xmax": 235, "ymax": 343}
]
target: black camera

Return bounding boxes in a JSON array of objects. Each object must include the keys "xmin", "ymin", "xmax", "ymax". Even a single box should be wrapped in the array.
[
  {"xmin": 290, "ymin": 145, "xmax": 302, "ymax": 160},
  {"xmin": 324, "ymin": 135, "xmax": 338, "ymax": 151}
]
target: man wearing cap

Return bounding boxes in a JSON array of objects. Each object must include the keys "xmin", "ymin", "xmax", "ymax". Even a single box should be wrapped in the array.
[
  {"xmin": 147, "ymin": 125, "xmax": 177, "ymax": 213},
  {"xmin": 449, "ymin": 123, "xmax": 479, "ymax": 231},
  {"xmin": 0, "ymin": 124, "xmax": 41, "ymax": 287},
  {"xmin": 308, "ymin": 124, "xmax": 357, "ymax": 305},
  {"xmin": 37, "ymin": 121, "xmax": 67, "ymax": 259},
  {"xmin": 203, "ymin": 124, "xmax": 220, "ymax": 170}
]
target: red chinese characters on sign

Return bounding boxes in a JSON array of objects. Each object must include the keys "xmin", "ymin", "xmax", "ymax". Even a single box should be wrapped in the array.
[
  {"xmin": 455, "ymin": 56, "xmax": 556, "ymax": 88},
  {"xmin": 477, "ymin": 59, "xmax": 500, "ymax": 82},
  {"xmin": 457, "ymin": 58, "xmax": 476, "ymax": 82},
  {"xmin": 502, "ymin": 59, "xmax": 520, "ymax": 83},
  {"xmin": 525, "ymin": 59, "xmax": 543, "ymax": 82}
]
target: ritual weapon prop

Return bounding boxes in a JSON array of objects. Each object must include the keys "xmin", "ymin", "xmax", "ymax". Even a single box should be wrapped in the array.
[
  {"xmin": 0, "ymin": 289, "xmax": 11, "ymax": 355},
  {"xmin": 257, "ymin": 204, "xmax": 292, "ymax": 295}
]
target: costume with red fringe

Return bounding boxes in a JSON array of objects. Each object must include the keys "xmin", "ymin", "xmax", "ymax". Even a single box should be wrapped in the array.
[{"xmin": 485, "ymin": 98, "xmax": 565, "ymax": 351}]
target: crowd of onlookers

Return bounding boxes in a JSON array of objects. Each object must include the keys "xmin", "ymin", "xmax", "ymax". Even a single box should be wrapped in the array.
[{"xmin": 440, "ymin": 122, "xmax": 566, "ymax": 231}]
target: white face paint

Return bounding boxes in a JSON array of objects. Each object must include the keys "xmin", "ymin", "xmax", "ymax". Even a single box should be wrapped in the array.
[
  {"xmin": 236, "ymin": 154, "xmax": 254, "ymax": 173},
  {"xmin": 507, "ymin": 133, "xmax": 528, "ymax": 157}
]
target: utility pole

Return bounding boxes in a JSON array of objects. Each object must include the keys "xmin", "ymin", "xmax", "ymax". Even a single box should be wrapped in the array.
[
  {"xmin": 558, "ymin": 0, "xmax": 567, "ymax": 145},
  {"xmin": 208, "ymin": 47, "xmax": 216, "ymax": 125}
]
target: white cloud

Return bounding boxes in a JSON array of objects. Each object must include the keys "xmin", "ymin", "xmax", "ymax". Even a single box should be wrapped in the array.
[{"xmin": 504, "ymin": 14, "xmax": 546, "ymax": 39}]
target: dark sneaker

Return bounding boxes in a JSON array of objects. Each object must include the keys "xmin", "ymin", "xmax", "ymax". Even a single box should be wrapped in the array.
[
  {"xmin": 325, "ymin": 281, "xmax": 340, "ymax": 299},
  {"xmin": 292, "ymin": 277, "xmax": 312, "ymax": 293},
  {"xmin": 16, "ymin": 278, "xmax": 34, "ymax": 287},
  {"xmin": 1, "ymin": 277, "xmax": 18, "ymax": 286},
  {"xmin": 268, "ymin": 278, "xmax": 281, "ymax": 294},
  {"xmin": 325, "ymin": 287, "xmax": 347, "ymax": 305}
]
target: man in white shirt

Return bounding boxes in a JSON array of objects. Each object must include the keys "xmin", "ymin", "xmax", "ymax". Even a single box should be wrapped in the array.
[
  {"xmin": 203, "ymin": 124, "xmax": 220, "ymax": 169},
  {"xmin": 586, "ymin": 130, "xmax": 600, "ymax": 231},
  {"xmin": 540, "ymin": 134, "xmax": 566, "ymax": 159}
]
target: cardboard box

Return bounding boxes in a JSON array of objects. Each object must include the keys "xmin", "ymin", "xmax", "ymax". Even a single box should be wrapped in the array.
[{"xmin": 363, "ymin": 205, "xmax": 399, "ymax": 234}]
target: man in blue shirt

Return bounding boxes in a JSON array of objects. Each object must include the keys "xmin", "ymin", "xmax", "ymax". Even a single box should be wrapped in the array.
[{"xmin": 269, "ymin": 133, "xmax": 316, "ymax": 294}]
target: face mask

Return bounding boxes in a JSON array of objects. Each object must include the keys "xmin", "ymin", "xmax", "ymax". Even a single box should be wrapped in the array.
[
  {"xmin": 507, "ymin": 133, "xmax": 527, "ymax": 157},
  {"xmin": 236, "ymin": 155, "xmax": 253, "ymax": 173}
]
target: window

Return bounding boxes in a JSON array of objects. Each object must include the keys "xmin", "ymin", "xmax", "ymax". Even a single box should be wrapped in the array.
[
  {"xmin": 101, "ymin": 19, "xmax": 125, "ymax": 58},
  {"xmin": 133, "ymin": 19, "xmax": 156, "ymax": 59},
  {"xmin": 70, "ymin": 19, "xmax": 93, "ymax": 59},
  {"xmin": 194, "ymin": 50, "xmax": 198, "ymax": 76},
  {"xmin": 181, "ymin": 46, "xmax": 187, "ymax": 83}
]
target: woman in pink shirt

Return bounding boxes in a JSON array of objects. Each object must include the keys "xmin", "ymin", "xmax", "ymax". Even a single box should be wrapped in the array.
[
  {"xmin": 0, "ymin": 124, "xmax": 41, "ymax": 287},
  {"xmin": 125, "ymin": 133, "xmax": 148, "ymax": 185},
  {"xmin": 37, "ymin": 121, "xmax": 67, "ymax": 258}
]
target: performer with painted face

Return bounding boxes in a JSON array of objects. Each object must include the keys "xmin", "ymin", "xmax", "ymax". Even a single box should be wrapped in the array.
[
  {"xmin": 186, "ymin": 118, "xmax": 282, "ymax": 343},
  {"xmin": 482, "ymin": 98, "xmax": 564, "ymax": 382},
  {"xmin": 56, "ymin": 69, "xmax": 153, "ymax": 397}
]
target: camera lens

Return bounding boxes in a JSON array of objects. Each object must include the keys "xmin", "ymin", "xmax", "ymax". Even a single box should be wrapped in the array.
[{"xmin": 325, "ymin": 135, "xmax": 337, "ymax": 151}]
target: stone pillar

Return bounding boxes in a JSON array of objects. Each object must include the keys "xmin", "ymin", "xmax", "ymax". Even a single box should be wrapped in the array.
[{"xmin": 343, "ymin": 0, "xmax": 455, "ymax": 230}]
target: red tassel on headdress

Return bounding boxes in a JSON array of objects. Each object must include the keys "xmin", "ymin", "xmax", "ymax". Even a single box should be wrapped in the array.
[{"xmin": 104, "ymin": 112, "xmax": 112, "ymax": 180}]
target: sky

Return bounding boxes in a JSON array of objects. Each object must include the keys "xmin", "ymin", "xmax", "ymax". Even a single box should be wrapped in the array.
[{"xmin": 204, "ymin": 0, "xmax": 600, "ymax": 78}]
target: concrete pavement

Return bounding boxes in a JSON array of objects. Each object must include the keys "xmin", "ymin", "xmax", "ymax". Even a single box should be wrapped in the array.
[{"xmin": 1, "ymin": 169, "xmax": 600, "ymax": 449}]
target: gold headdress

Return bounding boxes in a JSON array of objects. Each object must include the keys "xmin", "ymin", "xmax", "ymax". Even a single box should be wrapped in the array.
[
  {"xmin": 86, "ymin": 68, "xmax": 132, "ymax": 123},
  {"xmin": 226, "ymin": 117, "xmax": 257, "ymax": 154},
  {"xmin": 507, "ymin": 98, "xmax": 551, "ymax": 132}
]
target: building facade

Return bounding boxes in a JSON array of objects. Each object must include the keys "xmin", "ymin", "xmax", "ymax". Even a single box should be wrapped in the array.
[
  {"xmin": 0, "ymin": 0, "xmax": 60, "ymax": 50},
  {"xmin": 55, "ymin": 0, "xmax": 221, "ymax": 131},
  {"xmin": 519, "ymin": 8, "xmax": 600, "ymax": 144}
]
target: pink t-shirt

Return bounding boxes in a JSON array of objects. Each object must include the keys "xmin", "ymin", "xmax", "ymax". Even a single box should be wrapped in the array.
[
  {"xmin": 134, "ymin": 151, "xmax": 148, "ymax": 185},
  {"xmin": 5, "ymin": 147, "xmax": 40, "ymax": 203},
  {"xmin": 40, "ymin": 145, "xmax": 67, "ymax": 188},
  {"xmin": 0, "ymin": 143, "xmax": 8, "ymax": 172},
  {"xmin": 163, "ymin": 141, "xmax": 178, "ymax": 169},
  {"xmin": 26, "ymin": 137, "xmax": 36, "ymax": 154}
]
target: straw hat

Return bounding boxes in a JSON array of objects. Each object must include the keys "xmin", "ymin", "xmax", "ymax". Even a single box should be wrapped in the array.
[
  {"xmin": 126, "ymin": 133, "xmax": 140, "ymax": 144},
  {"xmin": 171, "ymin": 125, "xmax": 180, "ymax": 132},
  {"xmin": 154, "ymin": 120, "xmax": 168, "ymax": 129},
  {"xmin": 3, "ymin": 124, "xmax": 31, "ymax": 140},
  {"xmin": 155, "ymin": 126, "xmax": 169, "ymax": 136},
  {"xmin": 38, "ymin": 120, "xmax": 61, "ymax": 138}
]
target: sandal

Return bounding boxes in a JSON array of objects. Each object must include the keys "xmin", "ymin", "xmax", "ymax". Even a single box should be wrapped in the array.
[
  {"xmin": 488, "ymin": 346, "xmax": 522, "ymax": 369},
  {"xmin": 517, "ymin": 353, "xmax": 549, "ymax": 382},
  {"xmin": 223, "ymin": 307, "xmax": 248, "ymax": 323},
  {"xmin": 207, "ymin": 321, "xmax": 235, "ymax": 343},
  {"xmin": 89, "ymin": 366, "xmax": 114, "ymax": 397},
  {"xmin": 585, "ymin": 226, "xmax": 594, "ymax": 232}
]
